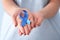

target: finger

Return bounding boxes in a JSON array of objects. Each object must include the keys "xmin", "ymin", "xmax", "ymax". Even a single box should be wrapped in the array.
[
  {"xmin": 17, "ymin": 16, "xmax": 25, "ymax": 34},
  {"xmin": 35, "ymin": 18, "xmax": 40, "ymax": 27},
  {"xmin": 18, "ymin": 29, "xmax": 23, "ymax": 36},
  {"xmin": 12, "ymin": 15, "xmax": 17, "ymax": 27},
  {"xmin": 24, "ymin": 25, "xmax": 30, "ymax": 35},
  {"xmin": 27, "ymin": 25, "xmax": 32, "ymax": 32},
  {"xmin": 34, "ymin": 17, "xmax": 38, "ymax": 27},
  {"xmin": 36, "ymin": 20, "xmax": 39, "ymax": 27},
  {"xmin": 28, "ymin": 13, "xmax": 34, "ymax": 28},
  {"xmin": 36, "ymin": 18, "xmax": 40, "ymax": 26},
  {"xmin": 19, "ymin": 25, "xmax": 25, "ymax": 34},
  {"xmin": 30, "ymin": 17, "xmax": 35, "ymax": 28},
  {"xmin": 36, "ymin": 18, "xmax": 43, "ymax": 26},
  {"xmin": 18, "ymin": 23, "xmax": 25, "ymax": 34},
  {"xmin": 28, "ymin": 16, "xmax": 33, "ymax": 29}
]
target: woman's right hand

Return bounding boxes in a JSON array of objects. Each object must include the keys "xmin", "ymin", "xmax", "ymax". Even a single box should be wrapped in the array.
[
  {"xmin": 10, "ymin": 7, "xmax": 23, "ymax": 27},
  {"xmin": 9, "ymin": 7, "xmax": 34, "ymax": 35}
]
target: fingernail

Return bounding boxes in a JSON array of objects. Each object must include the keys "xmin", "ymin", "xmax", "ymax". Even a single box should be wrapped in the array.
[
  {"xmin": 19, "ymin": 34, "xmax": 22, "ymax": 36},
  {"xmin": 26, "ymin": 33, "xmax": 29, "ymax": 35},
  {"xmin": 25, "ymin": 33, "xmax": 29, "ymax": 35},
  {"xmin": 15, "ymin": 25, "xmax": 17, "ymax": 27},
  {"xmin": 24, "ymin": 33, "xmax": 26, "ymax": 35}
]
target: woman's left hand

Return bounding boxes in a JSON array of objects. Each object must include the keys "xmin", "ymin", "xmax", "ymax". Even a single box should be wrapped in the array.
[
  {"xmin": 33, "ymin": 12, "xmax": 44, "ymax": 27},
  {"xmin": 17, "ymin": 8, "xmax": 35, "ymax": 35}
]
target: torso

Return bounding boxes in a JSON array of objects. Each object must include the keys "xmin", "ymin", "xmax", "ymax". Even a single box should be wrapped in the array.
[{"xmin": 16, "ymin": 0, "xmax": 49, "ymax": 12}]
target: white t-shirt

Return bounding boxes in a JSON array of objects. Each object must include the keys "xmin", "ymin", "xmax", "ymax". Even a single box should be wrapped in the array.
[{"xmin": 1, "ymin": 0, "xmax": 60, "ymax": 40}]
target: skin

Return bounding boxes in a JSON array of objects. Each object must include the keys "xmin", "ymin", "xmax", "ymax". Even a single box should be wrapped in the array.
[{"xmin": 2, "ymin": 0, "xmax": 60, "ymax": 35}]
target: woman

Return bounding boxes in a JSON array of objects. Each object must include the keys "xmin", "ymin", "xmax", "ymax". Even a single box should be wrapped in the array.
[{"xmin": 1, "ymin": 0, "xmax": 60, "ymax": 40}]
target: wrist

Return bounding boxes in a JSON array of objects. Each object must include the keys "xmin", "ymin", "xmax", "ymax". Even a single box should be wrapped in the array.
[
  {"xmin": 37, "ymin": 11, "xmax": 45, "ymax": 21},
  {"xmin": 10, "ymin": 7, "xmax": 22, "ymax": 17}
]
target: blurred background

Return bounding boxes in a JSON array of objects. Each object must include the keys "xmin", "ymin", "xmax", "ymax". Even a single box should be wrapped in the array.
[{"xmin": 0, "ymin": 0, "xmax": 4, "ymax": 26}]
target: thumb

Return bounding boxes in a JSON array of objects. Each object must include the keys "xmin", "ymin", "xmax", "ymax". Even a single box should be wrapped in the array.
[
  {"xmin": 12, "ymin": 9, "xmax": 24, "ymax": 27},
  {"xmin": 12, "ymin": 15, "xmax": 18, "ymax": 27}
]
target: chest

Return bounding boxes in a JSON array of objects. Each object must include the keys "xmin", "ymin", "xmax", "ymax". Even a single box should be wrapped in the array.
[{"xmin": 15, "ymin": 0, "xmax": 49, "ymax": 12}]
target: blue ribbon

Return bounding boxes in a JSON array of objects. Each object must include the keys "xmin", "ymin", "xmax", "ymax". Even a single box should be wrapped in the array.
[{"xmin": 19, "ymin": 10, "xmax": 31, "ymax": 27}]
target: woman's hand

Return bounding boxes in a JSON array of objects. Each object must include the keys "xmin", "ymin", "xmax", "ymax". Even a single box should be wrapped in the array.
[
  {"xmin": 11, "ymin": 7, "xmax": 23, "ymax": 27},
  {"xmin": 9, "ymin": 7, "xmax": 34, "ymax": 35},
  {"xmin": 33, "ymin": 12, "xmax": 44, "ymax": 27},
  {"xmin": 17, "ymin": 8, "xmax": 34, "ymax": 35}
]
